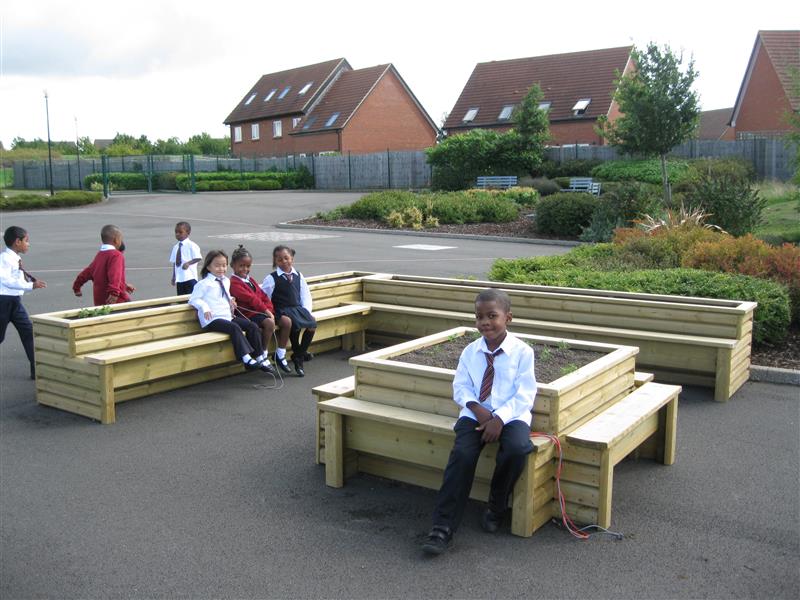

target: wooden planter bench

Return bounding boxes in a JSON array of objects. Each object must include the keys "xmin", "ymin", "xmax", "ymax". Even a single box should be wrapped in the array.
[
  {"xmin": 31, "ymin": 272, "xmax": 373, "ymax": 424},
  {"xmin": 356, "ymin": 275, "xmax": 754, "ymax": 401}
]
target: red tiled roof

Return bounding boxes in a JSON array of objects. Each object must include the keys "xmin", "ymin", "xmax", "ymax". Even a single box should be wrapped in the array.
[
  {"xmin": 293, "ymin": 64, "xmax": 390, "ymax": 134},
  {"xmin": 759, "ymin": 30, "xmax": 800, "ymax": 111},
  {"xmin": 224, "ymin": 58, "xmax": 349, "ymax": 124},
  {"xmin": 696, "ymin": 108, "xmax": 733, "ymax": 140},
  {"xmin": 443, "ymin": 46, "xmax": 632, "ymax": 131}
]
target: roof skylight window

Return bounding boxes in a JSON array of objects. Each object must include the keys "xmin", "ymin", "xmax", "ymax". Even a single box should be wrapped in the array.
[
  {"xmin": 299, "ymin": 82, "xmax": 313, "ymax": 95},
  {"xmin": 244, "ymin": 93, "xmax": 257, "ymax": 105},
  {"xmin": 538, "ymin": 101, "xmax": 551, "ymax": 111},
  {"xmin": 463, "ymin": 108, "xmax": 479, "ymax": 122},
  {"xmin": 325, "ymin": 112, "xmax": 340, "ymax": 127},
  {"xmin": 572, "ymin": 98, "xmax": 591, "ymax": 115},
  {"xmin": 498, "ymin": 105, "xmax": 514, "ymax": 121},
  {"xmin": 264, "ymin": 89, "xmax": 277, "ymax": 102},
  {"xmin": 302, "ymin": 116, "xmax": 317, "ymax": 130},
  {"xmin": 278, "ymin": 86, "xmax": 292, "ymax": 99}
]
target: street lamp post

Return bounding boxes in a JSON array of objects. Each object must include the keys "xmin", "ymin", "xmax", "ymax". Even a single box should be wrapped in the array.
[{"xmin": 44, "ymin": 90, "xmax": 55, "ymax": 196}]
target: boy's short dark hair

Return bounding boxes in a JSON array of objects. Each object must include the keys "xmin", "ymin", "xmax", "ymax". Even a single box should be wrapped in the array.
[
  {"xmin": 475, "ymin": 288, "xmax": 511, "ymax": 313},
  {"xmin": 3, "ymin": 226, "xmax": 27, "ymax": 247},
  {"xmin": 175, "ymin": 221, "xmax": 191, "ymax": 232},
  {"xmin": 100, "ymin": 224, "xmax": 121, "ymax": 243}
]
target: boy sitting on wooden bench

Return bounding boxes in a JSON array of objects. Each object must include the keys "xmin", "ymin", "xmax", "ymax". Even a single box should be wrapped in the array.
[{"xmin": 422, "ymin": 289, "xmax": 537, "ymax": 555}]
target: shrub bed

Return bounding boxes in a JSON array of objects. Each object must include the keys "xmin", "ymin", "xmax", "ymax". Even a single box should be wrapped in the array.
[
  {"xmin": 533, "ymin": 192, "xmax": 596, "ymax": 236},
  {"xmin": 488, "ymin": 263, "xmax": 790, "ymax": 346},
  {"xmin": 0, "ymin": 191, "xmax": 103, "ymax": 210},
  {"xmin": 84, "ymin": 172, "xmax": 148, "ymax": 190},
  {"xmin": 175, "ymin": 167, "xmax": 313, "ymax": 191}
]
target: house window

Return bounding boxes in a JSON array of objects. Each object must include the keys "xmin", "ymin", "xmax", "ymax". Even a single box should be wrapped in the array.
[
  {"xmin": 302, "ymin": 116, "xmax": 317, "ymax": 130},
  {"xmin": 325, "ymin": 112, "xmax": 340, "ymax": 127},
  {"xmin": 278, "ymin": 86, "xmax": 292, "ymax": 99},
  {"xmin": 572, "ymin": 98, "xmax": 591, "ymax": 115},
  {"xmin": 244, "ymin": 93, "xmax": 256, "ymax": 105},
  {"xmin": 463, "ymin": 108, "xmax": 479, "ymax": 122},
  {"xmin": 234, "ymin": 126, "xmax": 242, "ymax": 143},
  {"xmin": 251, "ymin": 123, "xmax": 260, "ymax": 140},
  {"xmin": 273, "ymin": 120, "xmax": 282, "ymax": 138},
  {"xmin": 298, "ymin": 82, "xmax": 313, "ymax": 95},
  {"xmin": 538, "ymin": 101, "xmax": 551, "ymax": 112},
  {"xmin": 292, "ymin": 117, "xmax": 302, "ymax": 128},
  {"xmin": 498, "ymin": 105, "xmax": 515, "ymax": 121},
  {"xmin": 264, "ymin": 88, "xmax": 277, "ymax": 102}
]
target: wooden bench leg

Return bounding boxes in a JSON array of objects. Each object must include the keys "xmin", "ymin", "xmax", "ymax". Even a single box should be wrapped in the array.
[
  {"xmin": 714, "ymin": 348, "xmax": 733, "ymax": 402},
  {"xmin": 662, "ymin": 397, "xmax": 678, "ymax": 466},
  {"xmin": 324, "ymin": 411, "xmax": 344, "ymax": 488},
  {"xmin": 99, "ymin": 365, "xmax": 116, "ymax": 425},
  {"xmin": 511, "ymin": 456, "xmax": 536, "ymax": 537},
  {"xmin": 597, "ymin": 453, "xmax": 613, "ymax": 529}
]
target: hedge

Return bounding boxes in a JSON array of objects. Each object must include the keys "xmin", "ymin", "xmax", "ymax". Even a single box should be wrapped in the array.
[
  {"xmin": 0, "ymin": 191, "xmax": 103, "ymax": 210},
  {"xmin": 84, "ymin": 172, "xmax": 148, "ymax": 190},
  {"xmin": 175, "ymin": 167, "xmax": 313, "ymax": 191},
  {"xmin": 591, "ymin": 159, "xmax": 694, "ymax": 185},
  {"xmin": 488, "ymin": 263, "xmax": 790, "ymax": 346},
  {"xmin": 534, "ymin": 192, "xmax": 596, "ymax": 236}
]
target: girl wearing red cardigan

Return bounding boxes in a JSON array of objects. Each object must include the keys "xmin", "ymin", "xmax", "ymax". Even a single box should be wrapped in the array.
[{"xmin": 229, "ymin": 245, "xmax": 291, "ymax": 363}]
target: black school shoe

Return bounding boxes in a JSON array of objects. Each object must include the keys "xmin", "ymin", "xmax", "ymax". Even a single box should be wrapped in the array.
[
  {"xmin": 480, "ymin": 508, "xmax": 504, "ymax": 533},
  {"xmin": 421, "ymin": 526, "xmax": 452, "ymax": 556},
  {"xmin": 274, "ymin": 354, "xmax": 292, "ymax": 373},
  {"xmin": 293, "ymin": 357, "xmax": 305, "ymax": 377}
]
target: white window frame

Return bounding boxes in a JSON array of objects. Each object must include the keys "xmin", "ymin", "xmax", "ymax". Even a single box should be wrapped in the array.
[
  {"xmin": 251, "ymin": 123, "xmax": 260, "ymax": 140},
  {"xmin": 498, "ymin": 105, "xmax": 514, "ymax": 120},
  {"xmin": 463, "ymin": 107, "xmax": 479, "ymax": 122},
  {"xmin": 298, "ymin": 82, "xmax": 313, "ymax": 95},
  {"xmin": 572, "ymin": 98, "xmax": 591, "ymax": 115},
  {"xmin": 264, "ymin": 88, "xmax": 277, "ymax": 102},
  {"xmin": 292, "ymin": 117, "xmax": 302, "ymax": 128},
  {"xmin": 325, "ymin": 112, "xmax": 340, "ymax": 127},
  {"xmin": 538, "ymin": 101, "xmax": 552, "ymax": 112},
  {"xmin": 273, "ymin": 120, "xmax": 282, "ymax": 138},
  {"xmin": 244, "ymin": 93, "xmax": 256, "ymax": 105}
]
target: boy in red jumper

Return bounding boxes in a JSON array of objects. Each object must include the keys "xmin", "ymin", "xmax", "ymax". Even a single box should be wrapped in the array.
[{"xmin": 73, "ymin": 224, "xmax": 135, "ymax": 305}]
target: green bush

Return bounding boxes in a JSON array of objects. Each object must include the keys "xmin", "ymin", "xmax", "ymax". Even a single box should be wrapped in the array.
[
  {"xmin": 685, "ymin": 174, "xmax": 766, "ymax": 236},
  {"xmin": 174, "ymin": 167, "xmax": 313, "ymax": 191},
  {"xmin": 0, "ymin": 190, "xmax": 103, "ymax": 210},
  {"xmin": 155, "ymin": 172, "xmax": 179, "ymax": 190},
  {"xmin": 488, "ymin": 264, "xmax": 790, "ymax": 346},
  {"xmin": 84, "ymin": 172, "xmax": 147, "ymax": 190},
  {"xmin": 591, "ymin": 159, "xmax": 694, "ymax": 185},
  {"xmin": 534, "ymin": 192, "xmax": 597, "ymax": 236},
  {"xmin": 498, "ymin": 187, "xmax": 539, "ymax": 206},
  {"xmin": 580, "ymin": 182, "xmax": 663, "ymax": 242},
  {"xmin": 249, "ymin": 179, "xmax": 281, "ymax": 190},
  {"xmin": 529, "ymin": 177, "xmax": 561, "ymax": 197},
  {"xmin": 682, "ymin": 157, "xmax": 755, "ymax": 187},
  {"xmin": 537, "ymin": 158, "xmax": 603, "ymax": 178}
]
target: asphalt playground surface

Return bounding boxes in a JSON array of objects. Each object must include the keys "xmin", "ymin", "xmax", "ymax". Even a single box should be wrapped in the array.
[{"xmin": 1, "ymin": 191, "xmax": 798, "ymax": 599}]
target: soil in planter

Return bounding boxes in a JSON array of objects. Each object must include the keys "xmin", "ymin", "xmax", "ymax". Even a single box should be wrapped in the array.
[{"xmin": 392, "ymin": 332, "xmax": 604, "ymax": 384}]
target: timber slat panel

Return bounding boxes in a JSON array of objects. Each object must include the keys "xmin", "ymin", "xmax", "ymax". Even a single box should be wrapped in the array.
[
  {"xmin": 37, "ymin": 390, "xmax": 102, "ymax": 421},
  {"xmin": 36, "ymin": 378, "xmax": 102, "ymax": 405}
]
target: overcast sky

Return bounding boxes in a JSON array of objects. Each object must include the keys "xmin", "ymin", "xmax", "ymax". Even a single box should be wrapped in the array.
[{"xmin": 0, "ymin": 0, "xmax": 791, "ymax": 149}]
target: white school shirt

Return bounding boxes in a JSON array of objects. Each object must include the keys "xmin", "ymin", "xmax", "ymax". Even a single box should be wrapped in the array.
[
  {"xmin": 452, "ymin": 332, "xmax": 537, "ymax": 426},
  {"xmin": 0, "ymin": 248, "xmax": 33, "ymax": 296},
  {"xmin": 169, "ymin": 238, "xmax": 202, "ymax": 283},
  {"xmin": 260, "ymin": 267, "xmax": 312, "ymax": 311},
  {"xmin": 188, "ymin": 273, "xmax": 234, "ymax": 327}
]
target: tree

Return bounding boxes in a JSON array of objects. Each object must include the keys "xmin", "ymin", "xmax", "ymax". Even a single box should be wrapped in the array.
[
  {"xmin": 597, "ymin": 43, "xmax": 700, "ymax": 203},
  {"xmin": 512, "ymin": 83, "xmax": 550, "ymax": 153}
]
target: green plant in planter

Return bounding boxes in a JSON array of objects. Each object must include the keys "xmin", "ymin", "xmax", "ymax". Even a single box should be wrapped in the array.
[
  {"xmin": 560, "ymin": 363, "xmax": 578, "ymax": 376},
  {"xmin": 76, "ymin": 306, "xmax": 113, "ymax": 318}
]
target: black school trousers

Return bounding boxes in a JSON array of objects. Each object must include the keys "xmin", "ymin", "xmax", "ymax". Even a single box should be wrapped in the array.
[
  {"xmin": 203, "ymin": 317, "xmax": 263, "ymax": 360},
  {"xmin": 0, "ymin": 295, "xmax": 35, "ymax": 371},
  {"xmin": 431, "ymin": 417, "xmax": 533, "ymax": 532}
]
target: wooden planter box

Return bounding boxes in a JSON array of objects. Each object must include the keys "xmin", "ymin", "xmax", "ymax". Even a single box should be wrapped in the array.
[{"xmin": 350, "ymin": 327, "xmax": 638, "ymax": 435}]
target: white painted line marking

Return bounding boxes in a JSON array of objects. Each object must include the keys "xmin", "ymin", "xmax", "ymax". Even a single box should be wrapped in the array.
[
  {"xmin": 393, "ymin": 244, "xmax": 457, "ymax": 251},
  {"xmin": 209, "ymin": 232, "xmax": 338, "ymax": 242}
]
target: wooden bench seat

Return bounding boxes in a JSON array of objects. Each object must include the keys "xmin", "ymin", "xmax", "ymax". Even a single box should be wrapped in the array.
[
  {"xmin": 476, "ymin": 175, "xmax": 518, "ymax": 189},
  {"xmin": 35, "ymin": 303, "xmax": 372, "ymax": 424},
  {"xmin": 562, "ymin": 381, "xmax": 680, "ymax": 528},
  {"xmin": 319, "ymin": 396, "xmax": 556, "ymax": 538}
]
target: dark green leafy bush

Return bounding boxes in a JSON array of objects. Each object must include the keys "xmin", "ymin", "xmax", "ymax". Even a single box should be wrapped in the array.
[
  {"xmin": 534, "ymin": 192, "xmax": 596, "ymax": 236},
  {"xmin": 537, "ymin": 159, "xmax": 603, "ymax": 178},
  {"xmin": 155, "ymin": 172, "xmax": 179, "ymax": 190},
  {"xmin": 591, "ymin": 159, "xmax": 694, "ymax": 185},
  {"xmin": 84, "ymin": 172, "xmax": 147, "ymax": 190},
  {"xmin": 529, "ymin": 177, "xmax": 561, "ymax": 196},
  {"xmin": 684, "ymin": 174, "xmax": 766, "ymax": 236},
  {"xmin": 580, "ymin": 182, "xmax": 663, "ymax": 242},
  {"xmin": 488, "ymin": 264, "xmax": 790, "ymax": 346},
  {"xmin": 0, "ymin": 190, "xmax": 103, "ymax": 210}
]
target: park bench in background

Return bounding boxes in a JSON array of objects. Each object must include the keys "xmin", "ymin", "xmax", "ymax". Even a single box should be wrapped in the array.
[
  {"xmin": 31, "ymin": 272, "xmax": 372, "ymax": 424},
  {"xmin": 565, "ymin": 177, "xmax": 601, "ymax": 196},
  {"xmin": 476, "ymin": 175, "xmax": 518, "ymax": 189}
]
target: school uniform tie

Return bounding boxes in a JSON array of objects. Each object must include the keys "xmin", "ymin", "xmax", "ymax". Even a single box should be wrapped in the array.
[
  {"xmin": 175, "ymin": 242, "xmax": 183, "ymax": 267},
  {"xmin": 479, "ymin": 349, "xmax": 503, "ymax": 402},
  {"xmin": 284, "ymin": 272, "xmax": 293, "ymax": 283},
  {"xmin": 215, "ymin": 277, "xmax": 230, "ymax": 300},
  {"xmin": 18, "ymin": 259, "xmax": 36, "ymax": 283}
]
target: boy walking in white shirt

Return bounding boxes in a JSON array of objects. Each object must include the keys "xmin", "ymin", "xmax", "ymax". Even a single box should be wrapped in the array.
[
  {"xmin": 170, "ymin": 221, "xmax": 202, "ymax": 295},
  {"xmin": 1, "ymin": 226, "xmax": 47, "ymax": 379},
  {"xmin": 423, "ymin": 289, "xmax": 537, "ymax": 555}
]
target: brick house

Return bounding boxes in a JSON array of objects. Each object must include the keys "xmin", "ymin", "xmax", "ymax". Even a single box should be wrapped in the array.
[
  {"xmin": 696, "ymin": 108, "xmax": 736, "ymax": 141},
  {"xmin": 224, "ymin": 58, "xmax": 438, "ymax": 157},
  {"xmin": 729, "ymin": 30, "xmax": 800, "ymax": 138},
  {"xmin": 442, "ymin": 46, "xmax": 633, "ymax": 146}
]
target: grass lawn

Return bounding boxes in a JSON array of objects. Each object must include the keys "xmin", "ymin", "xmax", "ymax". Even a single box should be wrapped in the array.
[{"xmin": 754, "ymin": 181, "xmax": 800, "ymax": 244}]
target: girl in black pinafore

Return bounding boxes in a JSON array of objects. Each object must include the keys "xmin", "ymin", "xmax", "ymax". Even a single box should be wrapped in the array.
[{"xmin": 261, "ymin": 245, "xmax": 316, "ymax": 377}]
